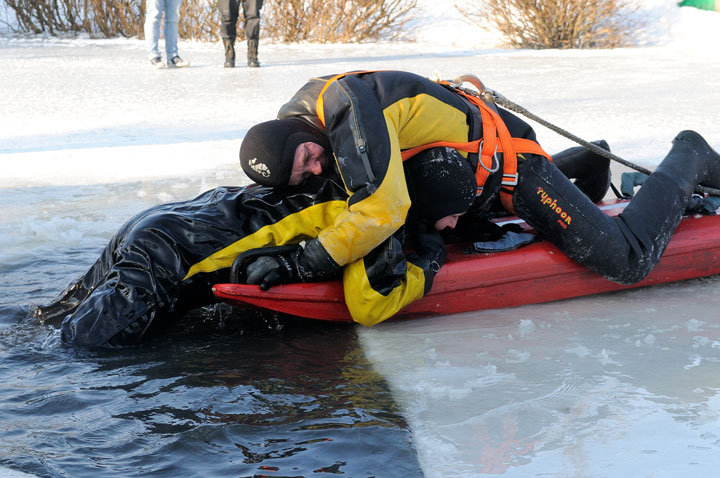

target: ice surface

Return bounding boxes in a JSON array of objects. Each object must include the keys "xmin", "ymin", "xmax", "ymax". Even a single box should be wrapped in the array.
[
  {"xmin": 359, "ymin": 283, "xmax": 720, "ymax": 476},
  {"xmin": 0, "ymin": 468, "xmax": 37, "ymax": 477},
  {"xmin": 2, "ymin": 1, "xmax": 720, "ymax": 475}
]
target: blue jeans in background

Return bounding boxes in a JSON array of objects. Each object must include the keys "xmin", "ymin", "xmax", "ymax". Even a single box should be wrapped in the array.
[{"xmin": 145, "ymin": 0, "xmax": 182, "ymax": 59}]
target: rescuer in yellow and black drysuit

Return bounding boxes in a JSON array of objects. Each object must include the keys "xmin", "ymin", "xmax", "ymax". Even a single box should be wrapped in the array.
[
  {"xmin": 32, "ymin": 146, "xmax": 476, "ymax": 347},
  {"xmin": 240, "ymin": 70, "xmax": 720, "ymax": 304},
  {"xmin": 239, "ymin": 70, "xmax": 549, "ymax": 283}
]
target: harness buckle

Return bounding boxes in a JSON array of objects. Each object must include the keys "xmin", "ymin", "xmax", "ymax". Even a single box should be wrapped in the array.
[
  {"xmin": 478, "ymin": 140, "xmax": 500, "ymax": 174},
  {"xmin": 502, "ymin": 173, "xmax": 519, "ymax": 187}
]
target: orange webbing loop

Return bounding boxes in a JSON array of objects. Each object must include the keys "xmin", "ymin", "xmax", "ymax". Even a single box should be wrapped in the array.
[
  {"xmin": 475, "ymin": 106, "xmax": 498, "ymax": 194},
  {"xmin": 437, "ymin": 81, "xmax": 554, "ymax": 213}
]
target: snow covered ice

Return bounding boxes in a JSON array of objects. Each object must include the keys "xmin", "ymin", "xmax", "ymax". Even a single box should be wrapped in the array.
[
  {"xmin": 360, "ymin": 284, "xmax": 720, "ymax": 476},
  {"xmin": 2, "ymin": 0, "xmax": 720, "ymax": 476}
]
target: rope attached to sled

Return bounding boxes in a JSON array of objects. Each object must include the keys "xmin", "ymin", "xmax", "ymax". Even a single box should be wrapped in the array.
[{"xmin": 450, "ymin": 75, "xmax": 720, "ymax": 197}]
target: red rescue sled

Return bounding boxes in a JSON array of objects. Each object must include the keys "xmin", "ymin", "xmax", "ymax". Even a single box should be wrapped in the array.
[{"xmin": 212, "ymin": 200, "xmax": 720, "ymax": 322}]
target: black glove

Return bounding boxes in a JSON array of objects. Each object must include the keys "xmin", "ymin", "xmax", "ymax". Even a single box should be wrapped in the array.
[
  {"xmin": 242, "ymin": 243, "xmax": 312, "ymax": 291},
  {"xmin": 409, "ymin": 221, "xmax": 447, "ymax": 293},
  {"xmin": 445, "ymin": 215, "xmax": 505, "ymax": 243},
  {"xmin": 239, "ymin": 240, "xmax": 342, "ymax": 291},
  {"xmin": 245, "ymin": 252, "xmax": 299, "ymax": 291}
]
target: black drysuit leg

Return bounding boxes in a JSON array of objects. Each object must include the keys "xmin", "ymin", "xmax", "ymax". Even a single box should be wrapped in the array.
[
  {"xmin": 512, "ymin": 130, "xmax": 720, "ymax": 284},
  {"xmin": 32, "ymin": 229, "xmax": 128, "ymax": 326},
  {"xmin": 551, "ymin": 140, "xmax": 611, "ymax": 203}
]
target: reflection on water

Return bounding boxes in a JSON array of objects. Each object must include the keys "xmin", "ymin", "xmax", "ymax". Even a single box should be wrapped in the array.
[{"xmin": 0, "ymin": 305, "xmax": 423, "ymax": 477}]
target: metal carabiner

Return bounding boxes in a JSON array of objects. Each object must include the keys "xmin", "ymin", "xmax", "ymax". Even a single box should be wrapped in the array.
[{"xmin": 477, "ymin": 140, "xmax": 500, "ymax": 174}]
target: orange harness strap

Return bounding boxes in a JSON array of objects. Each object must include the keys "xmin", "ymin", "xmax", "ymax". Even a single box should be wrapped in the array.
[{"xmin": 401, "ymin": 80, "xmax": 553, "ymax": 213}]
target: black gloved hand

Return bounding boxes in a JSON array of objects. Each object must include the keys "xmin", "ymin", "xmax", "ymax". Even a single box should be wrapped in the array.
[
  {"xmin": 409, "ymin": 221, "xmax": 447, "ymax": 293},
  {"xmin": 413, "ymin": 222, "xmax": 447, "ymax": 267},
  {"xmin": 241, "ymin": 240, "xmax": 342, "ymax": 291},
  {"xmin": 245, "ymin": 252, "xmax": 299, "ymax": 291},
  {"xmin": 446, "ymin": 215, "xmax": 504, "ymax": 243}
]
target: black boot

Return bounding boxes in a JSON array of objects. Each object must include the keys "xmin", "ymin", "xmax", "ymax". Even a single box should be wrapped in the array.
[
  {"xmin": 673, "ymin": 130, "xmax": 720, "ymax": 190},
  {"xmin": 612, "ymin": 130, "xmax": 720, "ymax": 283},
  {"xmin": 552, "ymin": 140, "xmax": 611, "ymax": 203},
  {"xmin": 644, "ymin": 130, "xmax": 720, "ymax": 198},
  {"xmin": 247, "ymin": 39, "xmax": 260, "ymax": 68},
  {"xmin": 223, "ymin": 39, "xmax": 235, "ymax": 68}
]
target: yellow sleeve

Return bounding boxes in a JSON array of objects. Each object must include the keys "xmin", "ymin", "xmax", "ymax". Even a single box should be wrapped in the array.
[{"xmin": 318, "ymin": 119, "xmax": 410, "ymax": 267}]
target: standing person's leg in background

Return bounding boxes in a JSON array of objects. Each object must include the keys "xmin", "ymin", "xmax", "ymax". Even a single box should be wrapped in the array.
[
  {"xmin": 164, "ymin": 0, "xmax": 189, "ymax": 68},
  {"xmin": 219, "ymin": 0, "xmax": 240, "ymax": 67},
  {"xmin": 144, "ymin": 0, "xmax": 165, "ymax": 68},
  {"xmin": 243, "ymin": 0, "xmax": 263, "ymax": 67}
]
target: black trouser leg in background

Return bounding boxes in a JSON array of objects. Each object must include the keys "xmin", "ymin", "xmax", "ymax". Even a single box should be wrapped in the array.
[
  {"xmin": 219, "ymin": 0, "xmax": 262, "ymax": 42},
  {"xmin": 512, "ymin": 131, "xmax": 720, "ymax": 284},
  {"xmin": 219, "ymin": 0, "xmax": 240, "ymax": 41},
  {"xmin": 242, "ymin": 0, "xmax": 263, "ymax": 41},
  {"xmin": 243, "ymin": 0, "xmax": 262, "ymax": 66}
]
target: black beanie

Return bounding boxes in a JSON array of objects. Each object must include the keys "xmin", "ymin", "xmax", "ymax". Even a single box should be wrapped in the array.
[
  {"xmin": 239, "ymin": 118, "xmax": 331, "ymax": 187},
  {"xmin": 404, "ymin": 147, "xmax": 477, "ymax": 224}
]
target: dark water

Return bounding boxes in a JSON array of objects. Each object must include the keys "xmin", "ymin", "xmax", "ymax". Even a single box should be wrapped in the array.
[{"xmin": 0, "ymin": 240, "xmax": 423, "ymax": 477}]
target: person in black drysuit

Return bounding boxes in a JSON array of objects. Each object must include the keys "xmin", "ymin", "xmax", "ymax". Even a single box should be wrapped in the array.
[
  {"xmin": 32, "ymin": 147, "xmax": 482, "ymax": 347},
  {"xmin": 32, "ymin": 178, "xmax": 340, "ymax": 347}
]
